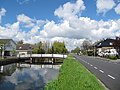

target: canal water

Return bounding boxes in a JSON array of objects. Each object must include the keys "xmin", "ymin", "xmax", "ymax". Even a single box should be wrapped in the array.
[{"xmin": 0, "ymin": 62, "xmax": 61, "ymax": 90}]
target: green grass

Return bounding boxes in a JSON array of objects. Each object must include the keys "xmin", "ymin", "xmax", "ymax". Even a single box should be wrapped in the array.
[
  {"xmin": 108, "ymin": 55, "xmax": 118, "ymax": 60},
  {"xmin": 45, "ymin": 55, "xmax": 105, "ymax": 90}
]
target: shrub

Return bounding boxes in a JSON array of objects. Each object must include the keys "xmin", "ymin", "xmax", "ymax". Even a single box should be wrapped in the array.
[
  {"xmin": 108, "ymin": 56, "xmax": 118, "ymax": 60},
  {"xmin": 87, "ymin": 51, "xmax": 94, "ymax": 56}
]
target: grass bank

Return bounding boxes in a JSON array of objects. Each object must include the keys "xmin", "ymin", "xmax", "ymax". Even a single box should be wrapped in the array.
[{"xmin": 45, "ymin": 55, "xmax": 105, "ymax": 90}]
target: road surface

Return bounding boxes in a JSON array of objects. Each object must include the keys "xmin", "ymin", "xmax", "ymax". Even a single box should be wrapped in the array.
[{"xmin": 74, "ymin": 55, "xmax": 120, "ymax": 90}]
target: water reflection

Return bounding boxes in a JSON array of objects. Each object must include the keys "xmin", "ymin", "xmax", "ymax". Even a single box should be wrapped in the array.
[{"xmin": 0, "ymin": 63, "xmax": 61, "ymax": 90}]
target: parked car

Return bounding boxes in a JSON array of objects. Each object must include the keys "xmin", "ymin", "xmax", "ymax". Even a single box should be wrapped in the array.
[{"xmin": 98, "ymin": 49, "xmax": 118, "ymax": 57}]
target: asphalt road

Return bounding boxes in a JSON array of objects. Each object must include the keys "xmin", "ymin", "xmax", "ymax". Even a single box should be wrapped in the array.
[{"xmin": 74, "ymin": 55, "xmax": 120, "ymax": 90}]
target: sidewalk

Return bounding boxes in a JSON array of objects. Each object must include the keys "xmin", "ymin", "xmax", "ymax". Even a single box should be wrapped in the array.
[
  {"xmin": 111, "ymin": 59, "xmax": 120, "ymax": 63},
  {"xmin": 80, "ymin": 55, "xmax": 120, "ymax": 64},
  {"xmin": 95, "ymin": 56, "xmax": 120, "ymax": 64}
]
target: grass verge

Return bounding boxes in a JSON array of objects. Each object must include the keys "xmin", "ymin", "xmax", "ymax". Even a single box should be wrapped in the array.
[{"xmin": 45, "ymin": 55, "xmax": 105, "ymax": 90}]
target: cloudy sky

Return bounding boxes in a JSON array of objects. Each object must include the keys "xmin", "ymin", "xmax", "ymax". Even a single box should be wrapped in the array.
[{"xmin": 0, "ymin": 0, "xmax": 120, "ymax": 50}]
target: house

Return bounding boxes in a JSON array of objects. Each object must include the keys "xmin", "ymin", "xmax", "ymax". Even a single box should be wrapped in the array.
[
  {"xmin": 16, "ymin": 44, "xmax": 32, "ymax": 56},
  {"xmin": 0, "ymin": 39, "xmax": 16, "ymax": 56},
  {"xmin": 95, "ymin": 39, "xmax": 118, "ymax": 56},
  {"xmin": 114, "ymin": 37, "xmax": 120, "ymax": 55}
]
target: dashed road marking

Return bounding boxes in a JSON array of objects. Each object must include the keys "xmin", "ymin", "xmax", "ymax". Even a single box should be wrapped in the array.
[
  {"xmin": 78, "ymin": 56, "xmax": 116, "ymax": 81},
  {"xmin": 99, "ymin": 70, "xmax": 104, "ymax": 73},
  {"xmin": 90, "ymin": 64, "xmax": 93, "ymax": 66},
  {"xmin": 108, "ymin": 75, "xmax": 115, "ymax": 80},
  {"xmin": 94, "ymin": 67, "xmax": 98, "ymax": 69}
]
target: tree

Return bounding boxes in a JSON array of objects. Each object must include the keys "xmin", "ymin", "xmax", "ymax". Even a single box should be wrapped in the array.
[
  {"xmin": 53, "ymin": 41, "xmax": 68, "ymax": 54},
  {"xmin": 17, "ymin": 40, "xmax": 23, "ymax": 44},
  {"xmin": 113, "ymin": 37, "xmax": 120, "ymax": 56},
  {"xmin": 71, "ymin": 47, "xmax": 80, "ymax": 54},
  {"xmin": 32, "ymin": 41, "xmax": 45, "ymax": 54},
  {"xmin": 32, "ymin": 41, "xmax": 68, "ymax": 54},
  {"xmin": 81, "ymin": 39, "xmax": 92, "ymax": 55},
  {"xmin": 82, "ymin": 39, "xmax": 92, "ymax": 50},
  {"xmin": 32, "ymin": 47, "xmax": 39, "ymax": 54}
]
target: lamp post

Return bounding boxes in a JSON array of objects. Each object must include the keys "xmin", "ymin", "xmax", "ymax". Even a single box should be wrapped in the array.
[{"xmin": 94, "ymin": 45, "xmax": 95, "ymax": 57}]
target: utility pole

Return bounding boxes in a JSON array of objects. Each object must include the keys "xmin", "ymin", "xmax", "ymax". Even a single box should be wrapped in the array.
[
  {"xmin": 52, "ymin": 46, "xmax": 54, "ymax": 63},
  {"xmin": 94, "ymin": 45, "xmax": 95, "ymax": 57},
  {"xmin": 0, "ymin": 45, "xmax": 2, "ymax": 58}
]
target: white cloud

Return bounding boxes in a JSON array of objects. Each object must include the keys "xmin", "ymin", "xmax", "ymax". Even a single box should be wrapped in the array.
[
  {"xmin": 0, "ymin": 8, "xmax": 6, "ymax": 23},
  {"xmin": 17, "ymin": 14, "xmax": 34, "ymax": 28},
  {"xmin": 17, "ymin": 14, "xmax": 46, "ymax": 29},
  {"xmin": 40, "ymin": 17, "xmax": 120, "ymax": 41},
  {"xmin": 50, "ymin": 37, "xmax": 85, "ymax": 51},
  {"xmin": 54, "ymin": 0, "xmax": 85, "ymax": 20},
  {"xmin": 1, "ymin": 0, "xmax": 120, "ymax": 51},
  {"xmin": 0, "ymin": 22, "xmax": 19, "ymax": 38},
  {"xmin": 17, "ymin": 0, "xmax": 30, "ymax": 5},
  {"xmin": 96, "ymin": 0, "xmax": 115, "ymax": 15},
  {"xmin": 115, "ymin": 3, "xmax": 120, "ymax": 14}
]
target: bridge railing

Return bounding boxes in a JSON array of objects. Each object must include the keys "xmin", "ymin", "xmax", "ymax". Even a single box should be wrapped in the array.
[{"xmin": 17, "ymin": 54, "xmax": 67, "ymax": 58}]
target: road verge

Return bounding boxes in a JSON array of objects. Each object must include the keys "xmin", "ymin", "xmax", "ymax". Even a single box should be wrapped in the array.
[{"xmin": 45, "ymin": 54, "xmax": 105, "ymax": 90}]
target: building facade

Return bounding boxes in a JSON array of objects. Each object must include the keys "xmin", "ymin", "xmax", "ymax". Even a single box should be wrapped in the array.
[
  {"xmin": 0, "ymin": 39, "xmax": 16, "ymax": 56},
  {"xmin": 16, "ymin": 44, "xmax": 32, "ymax": 56},
  {"xmin": 95, "ymin": 39, "xmax": 118, "ymax": 56}
]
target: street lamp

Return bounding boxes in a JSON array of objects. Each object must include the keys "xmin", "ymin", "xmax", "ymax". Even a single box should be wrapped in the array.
[{"xmin": 94, "ymin": 44, "xmax": 96, "ymax": 57}]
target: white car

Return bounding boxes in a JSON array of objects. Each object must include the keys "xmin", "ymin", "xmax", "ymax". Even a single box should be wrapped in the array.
[{"xmin": 98, "ymin": 49, "xmax": 118, "ymax": 57}]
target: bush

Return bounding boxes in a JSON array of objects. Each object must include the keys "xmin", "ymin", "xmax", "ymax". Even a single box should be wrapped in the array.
[
  {"xmin": 108, "ymin": 56, "xmax": 118, "ymax": 60},
  {"xmin": 87, "ymin": 51, "xmax": 94, "ymax": 56}
]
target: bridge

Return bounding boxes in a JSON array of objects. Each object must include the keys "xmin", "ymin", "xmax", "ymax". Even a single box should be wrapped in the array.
[
  {"xmin": 17, "ymin": 54, "xmax": 67, "ymax": 59},
  {"xmin": 0, "ymin": 54, "xmax": 67, "ymax": 66}
]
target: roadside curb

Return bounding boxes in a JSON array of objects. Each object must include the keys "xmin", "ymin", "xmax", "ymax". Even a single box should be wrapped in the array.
[{"xmin": 90, "ymin": 56, "xmax": 120, "ymax": 64}]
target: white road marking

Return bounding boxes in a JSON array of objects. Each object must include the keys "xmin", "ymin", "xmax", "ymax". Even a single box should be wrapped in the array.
[
  {"xmin": 108, "ymin": 75, "xmax": 115, "ymax": 80},
  {"xmin": 90, "ymin": 64, "xmax": 93, "ymax": 66},
  {"xmin": 99, "ymin": 70, "xmax": 104, "ymax": 73},
  {"xmin": 87, "ymin": 63, "xmax": 89, "ymax": 65},
  {"xmin": 94, "ymin": 67, "xmax": 98, "ymax": 69},
  {"xmin": 78, "ymin": 56, "xmax": 116, "ymax": 81}
]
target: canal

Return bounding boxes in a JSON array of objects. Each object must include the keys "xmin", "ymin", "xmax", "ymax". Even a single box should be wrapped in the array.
[{"xmin": 0, "ymin": 61, "xmax": 61, "ymax": 90}]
